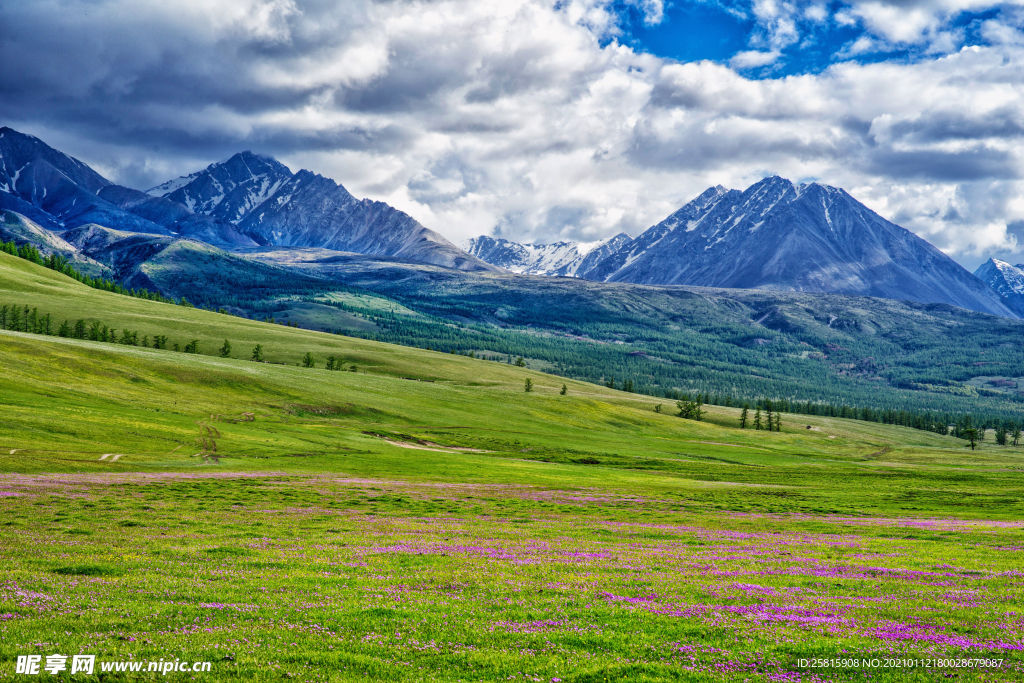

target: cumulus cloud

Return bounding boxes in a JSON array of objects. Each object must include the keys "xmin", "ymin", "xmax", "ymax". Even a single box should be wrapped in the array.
[
  {"xmin": 1, "ymin": 0, "xmax": 1024, "ymax": 268},
  {"xmin": 730, "ymin": 50, "xmax": 783, "ymax": 68}
]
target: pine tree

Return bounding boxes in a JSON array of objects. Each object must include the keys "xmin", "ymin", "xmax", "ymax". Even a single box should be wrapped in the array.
[
  {"xmin": 302, "ymin": 352, "xmax": 315, "ymax": 368},
  {"xmin": 220, "ymin": 340, "xmax": 232, "ymax": 358},
  {"xmin": 58, "ymin": 320, "xmax": 70, "ymax": 338},
  {"xmin": 560, "ymin": 384, "xmax": 567, "ymax": 395},
  {"xmin": 676, "ymin": 398, "xmax": 703, "ymax": 420},
  {"xmin": 326, "ymin": 356, "xmax": 336, "ymax": 371},
  {"xmin": 524, "ymin": 378, "xmax": 533, "ymax": 392},
  {"xmin": 10, "ymin": 305, "xmax": 20, "ymax": 332},
  {"xmin": 251, "ymin": 344, "xmax": 264, "ymax": 362},
  {"xmin": 753, "ymin": 408, "xmax": 763, "ymax": 430},
  {"xmin": 774, "ymin": 413, "xmax": 782, "ymax": 432},
  {"xmin": 996, "ymin": 423, "xmax": 1007, "ymax": 445},
  {"xmin": 1013, "ymin": 424, "xmax": 1022, "ymax": 447},
  {"xmin": 73, "ymin": 319, "xmax": 86, "ymax": 339},
  {"xmin": 740, "ymin": 406, "xmax": 749, "ymax": 429}
]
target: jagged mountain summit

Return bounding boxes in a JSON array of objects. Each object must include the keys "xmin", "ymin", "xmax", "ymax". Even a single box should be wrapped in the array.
[
  {"xmin": 0, "ymin": 127, "xmax": 256, "ymax": 246},
  {"xmin": 974, "ymin": 258, "xmax": 1024, "ymax": 317},
  {"xmin": 590, "ymin": 176, "xmax": 1014, "ymax": 317},
  {"xmin": 149, "ymin": 151, "xmax": 293, "ymax": 224},
  {"xmin": 151, "ymin": 153, "xmax": 495, "ymax": 272},
  {"xmin": 0, "ymin": 127, "xmax": 491, "ymax": 271},
  {"xmin": 0, "ymin": 127, "xmax": 171, "ymax": 235},
  {"xmin": 462, "ymin": 233, "xmax": 632, "ymax": 277},
  {"xmin": 464, "ymin": 177, "xmax": 1013, "ymax": 317}
]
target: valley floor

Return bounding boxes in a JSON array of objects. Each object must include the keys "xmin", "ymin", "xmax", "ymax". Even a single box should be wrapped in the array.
[{"xmin": 2, "ymin": 472, "xmax": 1022, "ymax": 682}]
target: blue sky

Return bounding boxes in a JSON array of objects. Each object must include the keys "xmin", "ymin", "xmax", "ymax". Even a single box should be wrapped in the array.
[{"xmin": 614, "ymin": 1, "xmax": 1009, "ymax": 77}]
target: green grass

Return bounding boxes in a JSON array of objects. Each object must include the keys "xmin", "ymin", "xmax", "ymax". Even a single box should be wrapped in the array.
[{"xmin": 1, "ymin": 252, "xmax": 1023, "ymax": 681}]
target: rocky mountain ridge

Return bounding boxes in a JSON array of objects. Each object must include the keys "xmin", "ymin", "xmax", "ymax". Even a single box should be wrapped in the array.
[
  {"xmin": 0, "ymin": 127, "xmax": 492, "ymax": 270},
  {"xmin": 467, "ymin": 177, "xmax": 1016, "ymax": 318},
  {"xmin": 151, "ymin": 153, "xmax": 495, "ymax": 271}
]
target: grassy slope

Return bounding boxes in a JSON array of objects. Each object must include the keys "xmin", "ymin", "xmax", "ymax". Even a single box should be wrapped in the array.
[{"xmin": 2, "ymin": 251, "xmax": 1023, "ymax": 517}]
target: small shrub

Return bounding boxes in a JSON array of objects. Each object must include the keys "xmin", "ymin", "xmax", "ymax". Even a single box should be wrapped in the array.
[{"xmin": 53, "ymin": 564, "xmax": 124, "ymax": 577}]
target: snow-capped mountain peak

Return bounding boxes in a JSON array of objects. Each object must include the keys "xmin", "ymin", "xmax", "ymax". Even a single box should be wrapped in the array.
[
  {"xmin": 147, "ymin": 171, "xmax": 202, "ymax": 197},
  {"xmin": 462, "ymin": 233, "xmax": 632, "ymax": 277},
  {"xmin": 975, "ymin": 258, "xmax": 1024, "ymax": 316},
  {"xmin": 149, "ymin": 151, "xmax": 294, "ymax": 225},
  {"xmin": 472, "ymin": 176, "xmax": 1014, "ymax": 317}
]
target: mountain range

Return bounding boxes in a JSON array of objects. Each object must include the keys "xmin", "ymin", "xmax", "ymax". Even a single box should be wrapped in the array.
[
  {"xmin": 0, "ymin": 127, "xmax": 493, "ymax": 271},
  {"xmin": 465, "ymin": 178, "xmax": 1015, "ymax": 318},
  {"xmin": 147, "ymin": 151, "xmax": 493, "ymax": 271},
  {"xmin": 0, "ymin": 124, "xmax": 1019, "ymax": 319}
]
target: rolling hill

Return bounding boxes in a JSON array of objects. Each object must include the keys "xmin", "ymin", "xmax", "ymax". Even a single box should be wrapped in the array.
[{"xmin": 6, "ymin": 245, "xmax": 1024, "ymax": 423}]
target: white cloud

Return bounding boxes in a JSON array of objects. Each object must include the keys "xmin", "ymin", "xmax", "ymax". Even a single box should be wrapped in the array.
[
  {"xmin": 730, "ymin": 50, "xmax": 783, "ymax": 68},
  {"xmin": 3, "ymin": 0, "xmax": 1024, "ymax": 269}
]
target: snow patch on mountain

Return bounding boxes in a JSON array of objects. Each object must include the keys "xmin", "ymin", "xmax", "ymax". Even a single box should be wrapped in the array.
[
  {"xmin": 146, "ymin": 172, "xmax": 200, "ymax": 197},
  {"xmin": 462, "ymin": 233, "xmax": 632, "ymax": 277}
]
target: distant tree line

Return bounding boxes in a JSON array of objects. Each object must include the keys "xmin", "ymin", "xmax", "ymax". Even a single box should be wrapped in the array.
[
  {"xmin": 0, "ymin": 303, "xmax": 208, "ymax": 353},
  {"xmin": 309, "ymin": 292, "xmax": 1024, "ymax": 426},
  {"xmin": 0, "ymin": 301, "xmax": 374, "ymax": 375}
]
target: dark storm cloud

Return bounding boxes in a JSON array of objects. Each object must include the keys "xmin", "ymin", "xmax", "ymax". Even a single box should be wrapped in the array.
[
  {"xmin": 884, "ymin": 108, "xmax": 1024, "ymax": 144},
  {"xmin": 0, "ymin": 0, "xmax": 398, "ymax": 186},
  {"xmin": 867, "ymin": 147, "xmax": 1019, "ymax": 182}
]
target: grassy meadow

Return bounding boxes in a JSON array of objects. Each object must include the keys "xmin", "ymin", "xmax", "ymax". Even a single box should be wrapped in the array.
[{"xmin": 1, "ymin": 251, "xmax": 1023, "ymax": 681}]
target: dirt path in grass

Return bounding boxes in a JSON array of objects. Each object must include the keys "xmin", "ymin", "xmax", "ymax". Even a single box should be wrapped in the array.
[
  {"xmin": 379, "ymin": 437, "xmax": 490, "ymax": 454},
  {"xmin": 685, "ymin": 441, "xmax": 768, "ymax": 450}
]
